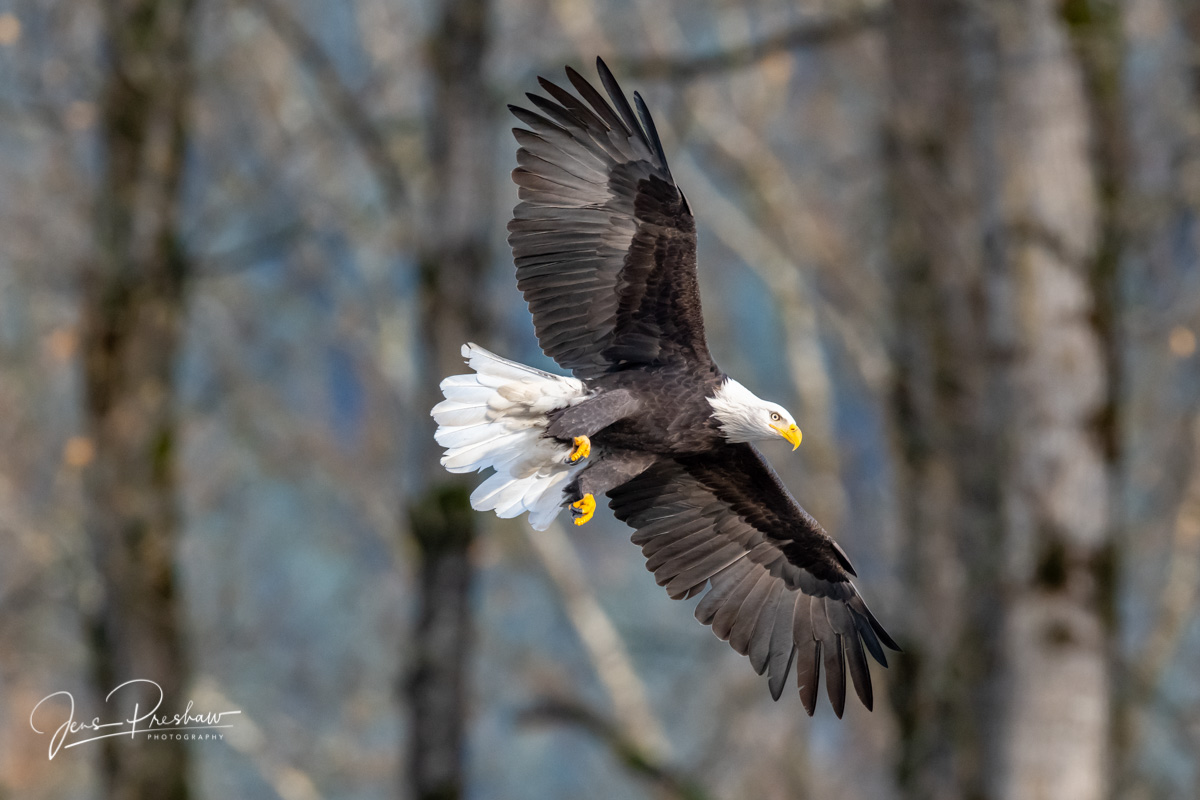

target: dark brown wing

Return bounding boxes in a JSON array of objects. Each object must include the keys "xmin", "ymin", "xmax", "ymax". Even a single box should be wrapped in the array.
[
  {"xmin": 508, "ymin": 58, "xmax": 715, "ymax": 381},
  {"xmin": 608, "ymin": 444, "xmax": 899, "ymax": 716}
]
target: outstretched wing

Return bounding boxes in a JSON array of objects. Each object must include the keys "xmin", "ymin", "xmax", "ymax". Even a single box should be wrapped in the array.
[
  {"xmin": 608, "ymin": 444, "xmax": 900, "ymax": 716},
  {"xmin": 508, "ymin": 58, "xmax": 715, "ymax": 381}
]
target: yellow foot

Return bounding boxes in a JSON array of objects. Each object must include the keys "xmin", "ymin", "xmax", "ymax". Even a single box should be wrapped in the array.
[
  {"xmin": 571, "ymin": 493, "xmax": 596, "ymax": 526},
  {"xmin": 567, "ymin": 435, "xmax": 591, "ymax": 464}
]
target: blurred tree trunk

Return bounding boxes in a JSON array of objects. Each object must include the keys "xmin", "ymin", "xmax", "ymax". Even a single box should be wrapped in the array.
[
  {"xmin": 991, "ymin": 6, "xmax": 1111, "ymax": 798},
  {"xmin": 886, "ymin": 4, "xmax": 1006, "ymax": 797},
  {"xmin": 887, "ymin": 2, "xmax": 1113, "ymax": 799},
  {"xmin": 79, "ymin": 1, "xmax": 196, "ymax": 798},
  {"xmin": 404, "ymin": 1, "xmax": 492, "ymax": 798}
]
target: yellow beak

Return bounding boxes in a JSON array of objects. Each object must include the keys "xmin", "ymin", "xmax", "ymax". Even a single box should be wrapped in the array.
[{"xmin": 771, "ymin": 423, "xmax": 802, "ymax": 450}]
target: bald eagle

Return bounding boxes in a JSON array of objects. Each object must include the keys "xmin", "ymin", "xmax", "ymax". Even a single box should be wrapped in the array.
[{"xmin": 432, "ymin": 58, "xmax": 898, "ymax": 716}]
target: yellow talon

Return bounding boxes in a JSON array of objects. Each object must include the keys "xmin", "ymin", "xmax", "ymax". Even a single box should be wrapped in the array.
[
  {"xmin": 571, "ymin": 493, "xmax": 596, "ymax": 526},
  {"xmin": 568, "ymin": 435, "xmax": 591, "ymax": 463}
]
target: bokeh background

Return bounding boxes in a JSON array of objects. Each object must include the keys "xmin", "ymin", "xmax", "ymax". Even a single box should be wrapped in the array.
[{"xmin": 2, "ymin": 0, "xmax": 1200, "ymax": 798}]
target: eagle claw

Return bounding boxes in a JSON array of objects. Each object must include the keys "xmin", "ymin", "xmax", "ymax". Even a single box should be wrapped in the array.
[
  {"xmin": 567, "ymin": 435, "xmax": 591, "ymax": 464},
  {"xmin": 571, "ymin": 493, "xmax": 596, "ymax": 526}
]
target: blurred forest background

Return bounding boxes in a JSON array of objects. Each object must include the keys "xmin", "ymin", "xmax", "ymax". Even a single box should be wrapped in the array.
[{"xmin": 2, "ymin": 0, "xmax": 1200, "ymax": 798}]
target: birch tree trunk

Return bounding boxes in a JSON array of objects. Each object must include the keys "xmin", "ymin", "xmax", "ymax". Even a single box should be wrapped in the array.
[
  {"xmin": 888, "ymin": 2, "xmax": 1112, "ymax": 798},
  {"xmin": 992, "ymin": 5, "xmax": 1111, "ymax": 799},
  {"xmin": 404, "ymin": 1, "xmax": 492, "ymax": 798},
  {"xmin": 79, "ymin": 1, "xmax": 196, "ymax": 798}
]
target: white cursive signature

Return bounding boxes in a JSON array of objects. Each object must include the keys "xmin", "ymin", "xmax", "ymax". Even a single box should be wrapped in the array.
[{"xmin": 29, "ymin": 679, "xmax": 241, "ymax": 760}]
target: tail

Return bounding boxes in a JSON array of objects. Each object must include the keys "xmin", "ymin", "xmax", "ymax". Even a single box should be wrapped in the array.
[{"xmin": 431, "ymin": 343, "xmax": 588, "ymax": 530}]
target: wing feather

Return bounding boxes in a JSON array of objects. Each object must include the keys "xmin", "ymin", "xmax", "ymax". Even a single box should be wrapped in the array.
[
  {"xmin": 509, "ymin": 58, "xmax": 714, "ymax": 380},
  {"xmin": 646, "ymin": 525, "xmax": 726, "ymax": 570},
  {"xmin": 747, "ymin": 580, "xmax": 785, "ymax": 675},
  {"xmin": 693, "ymin": 558, "xmax": 754, "ymax": 626},
  {"xmin": 813, "ymin": 598, "xmax": 846, "ymax": 718},
  {"xmin": 665, "ymin": 552, "xmax": 748, "ymax": 600},
  {"xmin": 566, "ymin": 65, "xmax": 628, "ymax": 132},
  {"xmin": 793, "ymin": 597, "xmax": 822, "ymax": 717},
  {"xmin": 711, "ymin": 569, "xmax": 770, "ymax": 642},
  {"xmin": 831, "ymin": 598, "xmax": 874, "ymax": 710},
  {"xmin": 728, "ymin": 573, "xmax": 776, "ymax": 657},
  {"xmin": 609, "ymin": 445, "xmax": 899, "ymax": 716},
  {"xmin": 765, "ymin": 595, "xmax": 798, "ymax": 700},
  {"xmin": 640, "ymin": 521, "xmax": 715, "ymax": 560}
]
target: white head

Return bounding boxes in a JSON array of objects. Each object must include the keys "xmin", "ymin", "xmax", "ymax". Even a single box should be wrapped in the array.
[{"xmin": 707, "ymin": 378, "xmax": 802, "ymax": 449}]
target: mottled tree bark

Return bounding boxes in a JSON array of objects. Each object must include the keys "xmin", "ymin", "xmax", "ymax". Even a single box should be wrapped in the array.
[
  {"xmin": 991, "ymin": 6, "xmax": 1111, "ymax": 798},
  {"xmin": 404, "ymin": 1, "xmax": 492, "ymax": 798},
  {"xmin": 887, "ymin": 4, "xmax": 1008, "ymax": 797},
  {"xmin": 887, "ymin": 2, "xmax": 1111, "ymax": 799},
  {"xmin": 79, "ymin": 1, "xmax": 196, "ymax": 798}
]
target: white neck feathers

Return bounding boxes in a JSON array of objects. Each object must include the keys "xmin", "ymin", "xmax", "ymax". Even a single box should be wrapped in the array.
[{"xmin": 707, "ymin": 379, "xmax": 768, "ymax": 443}]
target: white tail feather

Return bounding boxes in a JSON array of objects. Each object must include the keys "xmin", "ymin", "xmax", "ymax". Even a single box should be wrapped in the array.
[{"xmin": 431, "ymin": 343, "xmax": 588, "ymax": 530}]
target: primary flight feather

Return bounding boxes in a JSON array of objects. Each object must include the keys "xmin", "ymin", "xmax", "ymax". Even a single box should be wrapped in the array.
[{"xmin": 432, "ymin": 57, "xmax": 899, "ymax": 717}]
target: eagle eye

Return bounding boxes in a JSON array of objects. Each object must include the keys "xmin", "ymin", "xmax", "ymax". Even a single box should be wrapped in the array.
[{"xmin": 770, "ymin": 412, "xmax": 781, "ymax": 422}]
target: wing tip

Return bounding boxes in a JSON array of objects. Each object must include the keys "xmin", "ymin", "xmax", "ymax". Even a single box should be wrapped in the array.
[
  {"xmin": 595, "ymin": 55, "xmax": 648, "ymax": 144},
  {"xmin": 863, "ymin": 600, "xmax": 902, "ymax": 653},
  {"xmin": 799, "ymin": 683, "xmax": 818, "ymax": 717},
  {"xmin": 767, "ymin": 645, "xmax": 796, "ymax": 702},
  {"xmin": 595, "ymin": 55, "xmax": 613, "ymax": 80},
  {"xmin": 632, "ymin": 90, "xmax": 671, "ymax": 174}
]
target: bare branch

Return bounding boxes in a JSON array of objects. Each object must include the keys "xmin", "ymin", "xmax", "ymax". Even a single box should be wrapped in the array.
[
  {"xmin": 518, "ymin": 697, "xmax": 709, "ymax": 800},
  {"xmin": 521, "ymin": 520, "xmax": 670, "ymax": 759},
  {"xmin": 242, "ymin": 0, "xmax": 409, "ymax": 213},
  {"xmin": 615, "ymin": 5, "xmax": 888, "ymax": 81}
]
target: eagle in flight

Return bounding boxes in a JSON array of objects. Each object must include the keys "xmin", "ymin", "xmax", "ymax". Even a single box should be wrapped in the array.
[{"xmin": 432, "ymin": 58, "xmax": 898, "ymax": 717}]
